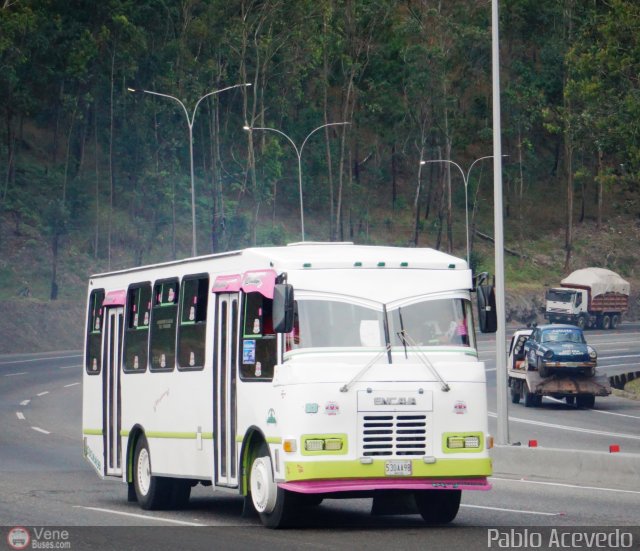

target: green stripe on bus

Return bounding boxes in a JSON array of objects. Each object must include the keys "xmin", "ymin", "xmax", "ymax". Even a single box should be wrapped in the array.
[
  {"xmin": 235, "ymin": 434, "xmax": 282, "ymax": 445},
  {"xmin": 83, "ymin": 428, "xmax": 103, "ymax": 436},
  {"xmin": 119, "ymin": 430, "xmax": 213, "ymax": 439}
]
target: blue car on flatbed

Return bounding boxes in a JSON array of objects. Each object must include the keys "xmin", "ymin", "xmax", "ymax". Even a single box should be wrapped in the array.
[{"xmin": 523, "ymin": 324, "xmax": 597, "ymax": 378}]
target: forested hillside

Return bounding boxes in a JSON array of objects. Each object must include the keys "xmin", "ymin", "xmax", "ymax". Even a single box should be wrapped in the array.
[{"xmin": 1, "ymin": 1, "xmax": 640, "ymax": 351}]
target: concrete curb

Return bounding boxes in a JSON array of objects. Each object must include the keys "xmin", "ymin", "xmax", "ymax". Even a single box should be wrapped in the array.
[{"xmin": 491, "ymin": 445, "xmax": 640, "ymax": 489}]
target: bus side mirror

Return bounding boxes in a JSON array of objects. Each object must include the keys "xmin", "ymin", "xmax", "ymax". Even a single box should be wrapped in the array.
[
  {"xmin": 477, "ymin": 284, "xmax": 497, "ymax": 333},
  {"xmin": 273, "ymin": 284, "xmax": 294, "ymax": 333}
]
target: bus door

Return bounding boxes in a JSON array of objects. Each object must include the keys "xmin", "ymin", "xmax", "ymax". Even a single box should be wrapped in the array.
[
  {"xmin": 214, "ymin": 293, "xmax": 239, "ymax": 487},
  {"xmin": 103, "ymin": 306, "xmax": 123, "ymax": 477}
]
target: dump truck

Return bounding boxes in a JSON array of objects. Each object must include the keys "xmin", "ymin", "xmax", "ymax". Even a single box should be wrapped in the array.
[
  {"xmin": 545, "ymin": 267, "xmax": 630, "ymax": 329},
  {"xmin": 507, "ymin": 326, "xmax": 611, "ymax": 408}
]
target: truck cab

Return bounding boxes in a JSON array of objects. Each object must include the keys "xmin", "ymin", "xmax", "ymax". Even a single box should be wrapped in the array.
[{"xmin": 545, "ymin": 288, "xmax": 588, "ymax": 327}]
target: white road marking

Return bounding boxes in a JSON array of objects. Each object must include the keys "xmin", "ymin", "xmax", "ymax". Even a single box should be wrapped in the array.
[
  {"xmin": 59, "ymin": 364, "xmax": 81, "ymax": 370},
  {"xmin": 488, "ymin": 412, "xmax": 640, "ymax": 441},
  {"xmin": 600, "ymin": 354, "xmax": 640, "ymax": 360},
  {"xmin": 546, "ymin": 396, "xmax": 640, "ymax": 419},
  {"xmin": 599, "ymin": 362, "xmax": 640, "ymax": 369},
  {"xmin": 0, "ymin": 354, "xmax": 82, "ymax": 365},
  {"xmin": 461, "ymin": 503, "xmax": 560, "ymax": 516},
  {"xmin": 16, "ymin": 412, "xmax": 25, "ymax": 420},
  {"xmin": 5, "ymin": 372, "xmax": 27, "ymax": 377},
  {"xmin": 491, "ymin": 476, "xmax": 640, "ymax": 496},
  {"xmin": 598, "ymin": 348, "xmax": 630, "ymax": 353},
  {"xmin": 74, "ymin": 506, "xmax": 206, "ymax": 526},
  {"xmin": 31, "ymin": 426, "xmax": 50, "ymax": 434},
  {"xmin": 20, "ymin": 399, "xmax": 30, "ymax": 406},
  {"xmin": 64, "ymin": 382, "xmax": 80, "ymax": 388},
  {"xmin": 37, "ymin": 391, "xmax": 49, "ymax": 396}
]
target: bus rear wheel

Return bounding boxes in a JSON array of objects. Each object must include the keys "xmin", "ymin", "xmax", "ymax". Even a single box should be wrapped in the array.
[
  {"xmin": 133, "ymin": 435, "xmax": 171, "ymax": 510},
  {"xmin": 250, "ymin": 443, "xmax": 299, "ymax": 528},
  {"xmin": 415, "ymin": 490, "xmax": 461, "ymax": 524}
]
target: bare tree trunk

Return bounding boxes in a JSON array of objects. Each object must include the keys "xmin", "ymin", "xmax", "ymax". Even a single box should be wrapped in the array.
[
  {"xmin": 563, "ymin": 0, "xmax": 575, "ymax": 272},
  {"xmin": 564, "ymin": 136, "xmax": 574, "ymax": 272},
  {"xmin": 442, "ymin": 79, "xmax": 453, "ymax": 254},
  {"xmin": 323, "ymin": 7, "xmax": 335, "ymax": 240},
  {"xmin": 107, "ymin": 46, "xmax": 116, "ymax": 270},
  {"xmin": 517, "ymin": 124, "xmax": 525, "ymax": 255},
  {"xmin": 391, "ymin": 143, "xmax": 397, "ymax": 210},
  {"xmin": 93, "ymin": 105, "xmax": 100, "ymax": 259},
  {"xmin": 3, "ymin": 107, "xmax": 14, "ymax": 202},
  {"xmin": 596, "ymin": 147, "xmax": 603, "ymax": 229},
  {"xmin": 50, "ymin": 232, "xmax": 59, "ymax": 300}
]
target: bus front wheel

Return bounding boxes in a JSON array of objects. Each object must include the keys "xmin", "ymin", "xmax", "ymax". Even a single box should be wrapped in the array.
[
  {"xmin": 133, "ymin": 435, "xmax": 171, "ymax": 510},
  {"xmin": 250, "ymin": 443, "xmax": 299, "ymax": 528},
  {"xmin": 415, "ymin": 490, "xmax": 461, "ymax": 524}
]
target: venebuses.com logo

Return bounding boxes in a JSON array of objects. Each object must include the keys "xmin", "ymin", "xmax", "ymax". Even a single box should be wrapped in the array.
[
  {"xmin": 6, "ymin": 527, "xmax": 71, "ymax": 549},
  {"xmin": 6, "ymin": 527, "xmax": 30, "ymax": 550}
]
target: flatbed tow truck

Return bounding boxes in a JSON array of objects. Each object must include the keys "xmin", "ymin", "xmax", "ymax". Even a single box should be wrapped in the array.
[{"xmin": 507, "ymin": 327, "xmax": 611, "ymax": 408}]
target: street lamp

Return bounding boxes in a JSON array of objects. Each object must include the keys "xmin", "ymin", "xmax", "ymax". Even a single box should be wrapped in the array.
[
  {"xmin": 420, "ymin": 155, "xmax": 506, "ymax": 266},
  {"xmin": 243, "ymin": 122, "xmax": 350, "ymax": 241},
  {"xmin": 128, "ymin": 83, "xmax": 251, "ymax": 257}
]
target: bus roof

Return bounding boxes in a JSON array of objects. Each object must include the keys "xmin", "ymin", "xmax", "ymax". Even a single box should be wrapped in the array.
[{"xmin": 89, "ymin": 242, "xmax": 467, "ymax": 280}]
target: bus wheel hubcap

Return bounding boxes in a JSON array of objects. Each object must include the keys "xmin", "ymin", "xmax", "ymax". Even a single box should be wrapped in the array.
[
  {"xmin": 251, "ymin": 456, "xmax": 277, "ymax": 514},
  {"xmin": 137, "ymin": 448, "xmax": 151, "ymax": 496}
]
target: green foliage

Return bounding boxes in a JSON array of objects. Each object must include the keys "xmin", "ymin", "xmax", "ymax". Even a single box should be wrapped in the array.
[{"xmin": 1, "ymin": 0, "xmax": 640, "ymax": 302}]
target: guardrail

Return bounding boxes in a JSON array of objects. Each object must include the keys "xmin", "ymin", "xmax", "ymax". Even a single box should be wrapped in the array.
[{"xmin": 491, "ymin": 445, "xmax": 640, "ymax": 488}]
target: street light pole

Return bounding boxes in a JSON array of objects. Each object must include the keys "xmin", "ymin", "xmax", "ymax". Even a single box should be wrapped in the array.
[
  {"xmin": 492, "ymin": 0, "xmax": 509, "ymax": 445},
  {"xmin": 421, "ymin": 155, "xmax": 502, "ymax": 266},
  {"xmin": 128, "ymin": 83, "xmax": 251, "ymax": 257},
  {"xmin": 243, "ymin": 122, "xmax": 350, "ymax": 241}
]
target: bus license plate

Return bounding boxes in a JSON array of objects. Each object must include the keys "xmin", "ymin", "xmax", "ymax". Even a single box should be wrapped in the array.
[{"xmin": 385, "ymin": 460, "xmax": 412, "ymax": 476}]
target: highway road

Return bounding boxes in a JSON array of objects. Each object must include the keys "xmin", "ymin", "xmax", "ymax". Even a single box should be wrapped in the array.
[
  {"xmin": 479, "ymin": 321, "xmax": 640, "ymax": 454},
  {"xmin": 1, "ymin": 325, "xmax": 639, "ymax": 549}
]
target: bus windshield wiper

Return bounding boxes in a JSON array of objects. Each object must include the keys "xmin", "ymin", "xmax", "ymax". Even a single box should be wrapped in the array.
[
  {"xmin": 396, "ymin": 330, "xmax": 450, "ymax": 392},
  {"xmin": 339, "ymin": 344, "xmax": 391, "ymax": 393}
]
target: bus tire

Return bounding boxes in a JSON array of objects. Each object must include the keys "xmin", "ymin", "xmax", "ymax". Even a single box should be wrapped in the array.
[
  {"xmin": 415, "ymin": 490, "xmax": 461, "ymax": 525},
  {"xmin": 133, "ymin": 435, "xmax": 171, "ymax": 510},
  {"xmin": 169, "ymin": 479, "xmax": 192, "ymax": 509},
  {"xmin": 250, "ymin": 443, "xmax": 299, "ymax": 528}
]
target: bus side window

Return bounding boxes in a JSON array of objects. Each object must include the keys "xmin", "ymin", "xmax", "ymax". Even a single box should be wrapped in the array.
[
  {"xmin": 150, "ymin": 279, "xmax": 179, "ymax": 372},
  {"xmin": 85, "ymin": 289, "xmax": 105, "ymax": 375},
  {"xmin": 177, "ymin": 275, "xmax": 209, "ymax": 370},
  {"xmin": 240, "ymin": 292, "xmax": 276, "ymax": 381},
  {"xmin": 123, "ymin": 283, "xmax": 151, "ymax": 373}
]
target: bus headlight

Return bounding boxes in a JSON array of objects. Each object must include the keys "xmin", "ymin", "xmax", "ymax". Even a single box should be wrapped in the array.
[
  {"xmin": 301, "ymin": 434, "xmax": 347, "ymax": 455},
  {"xmin": 444, "ymin": 432, "xmax": 484, "ymax": 452}
]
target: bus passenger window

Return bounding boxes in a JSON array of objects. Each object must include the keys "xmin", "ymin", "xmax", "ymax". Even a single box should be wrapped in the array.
[
  {"xmin": 85, "ymin": 289, "xmax": 104, "ymax": 375},
  {"xmin": 150, "ymin": 280, "xmax": 179, "ymax": 372},
  {"xmin": 178, "ymin": 275, "xmax": 209, "ymax": 370},
  {"xmin": 240, "ymin": 292, "xmax": 276, "ymax": 381},
  {"xmin": 123, "ymin": 283, "xmax": 151, "ymax": 372}
]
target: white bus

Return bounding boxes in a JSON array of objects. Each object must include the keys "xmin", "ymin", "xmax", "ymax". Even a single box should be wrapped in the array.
[{"xmin": 82, "ymin": 242, "xmax": 495, "ymax": 528}]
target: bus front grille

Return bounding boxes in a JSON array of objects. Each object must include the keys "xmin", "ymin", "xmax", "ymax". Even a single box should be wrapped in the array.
[{"xmin": 359, "ymin": 413, "xmax": 428, "ymax": 456}]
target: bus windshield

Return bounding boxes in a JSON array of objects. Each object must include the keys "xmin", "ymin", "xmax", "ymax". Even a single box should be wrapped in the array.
[{"xmin": 287, "ymin": 296, "xmax": 474, "ymax": 351}]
